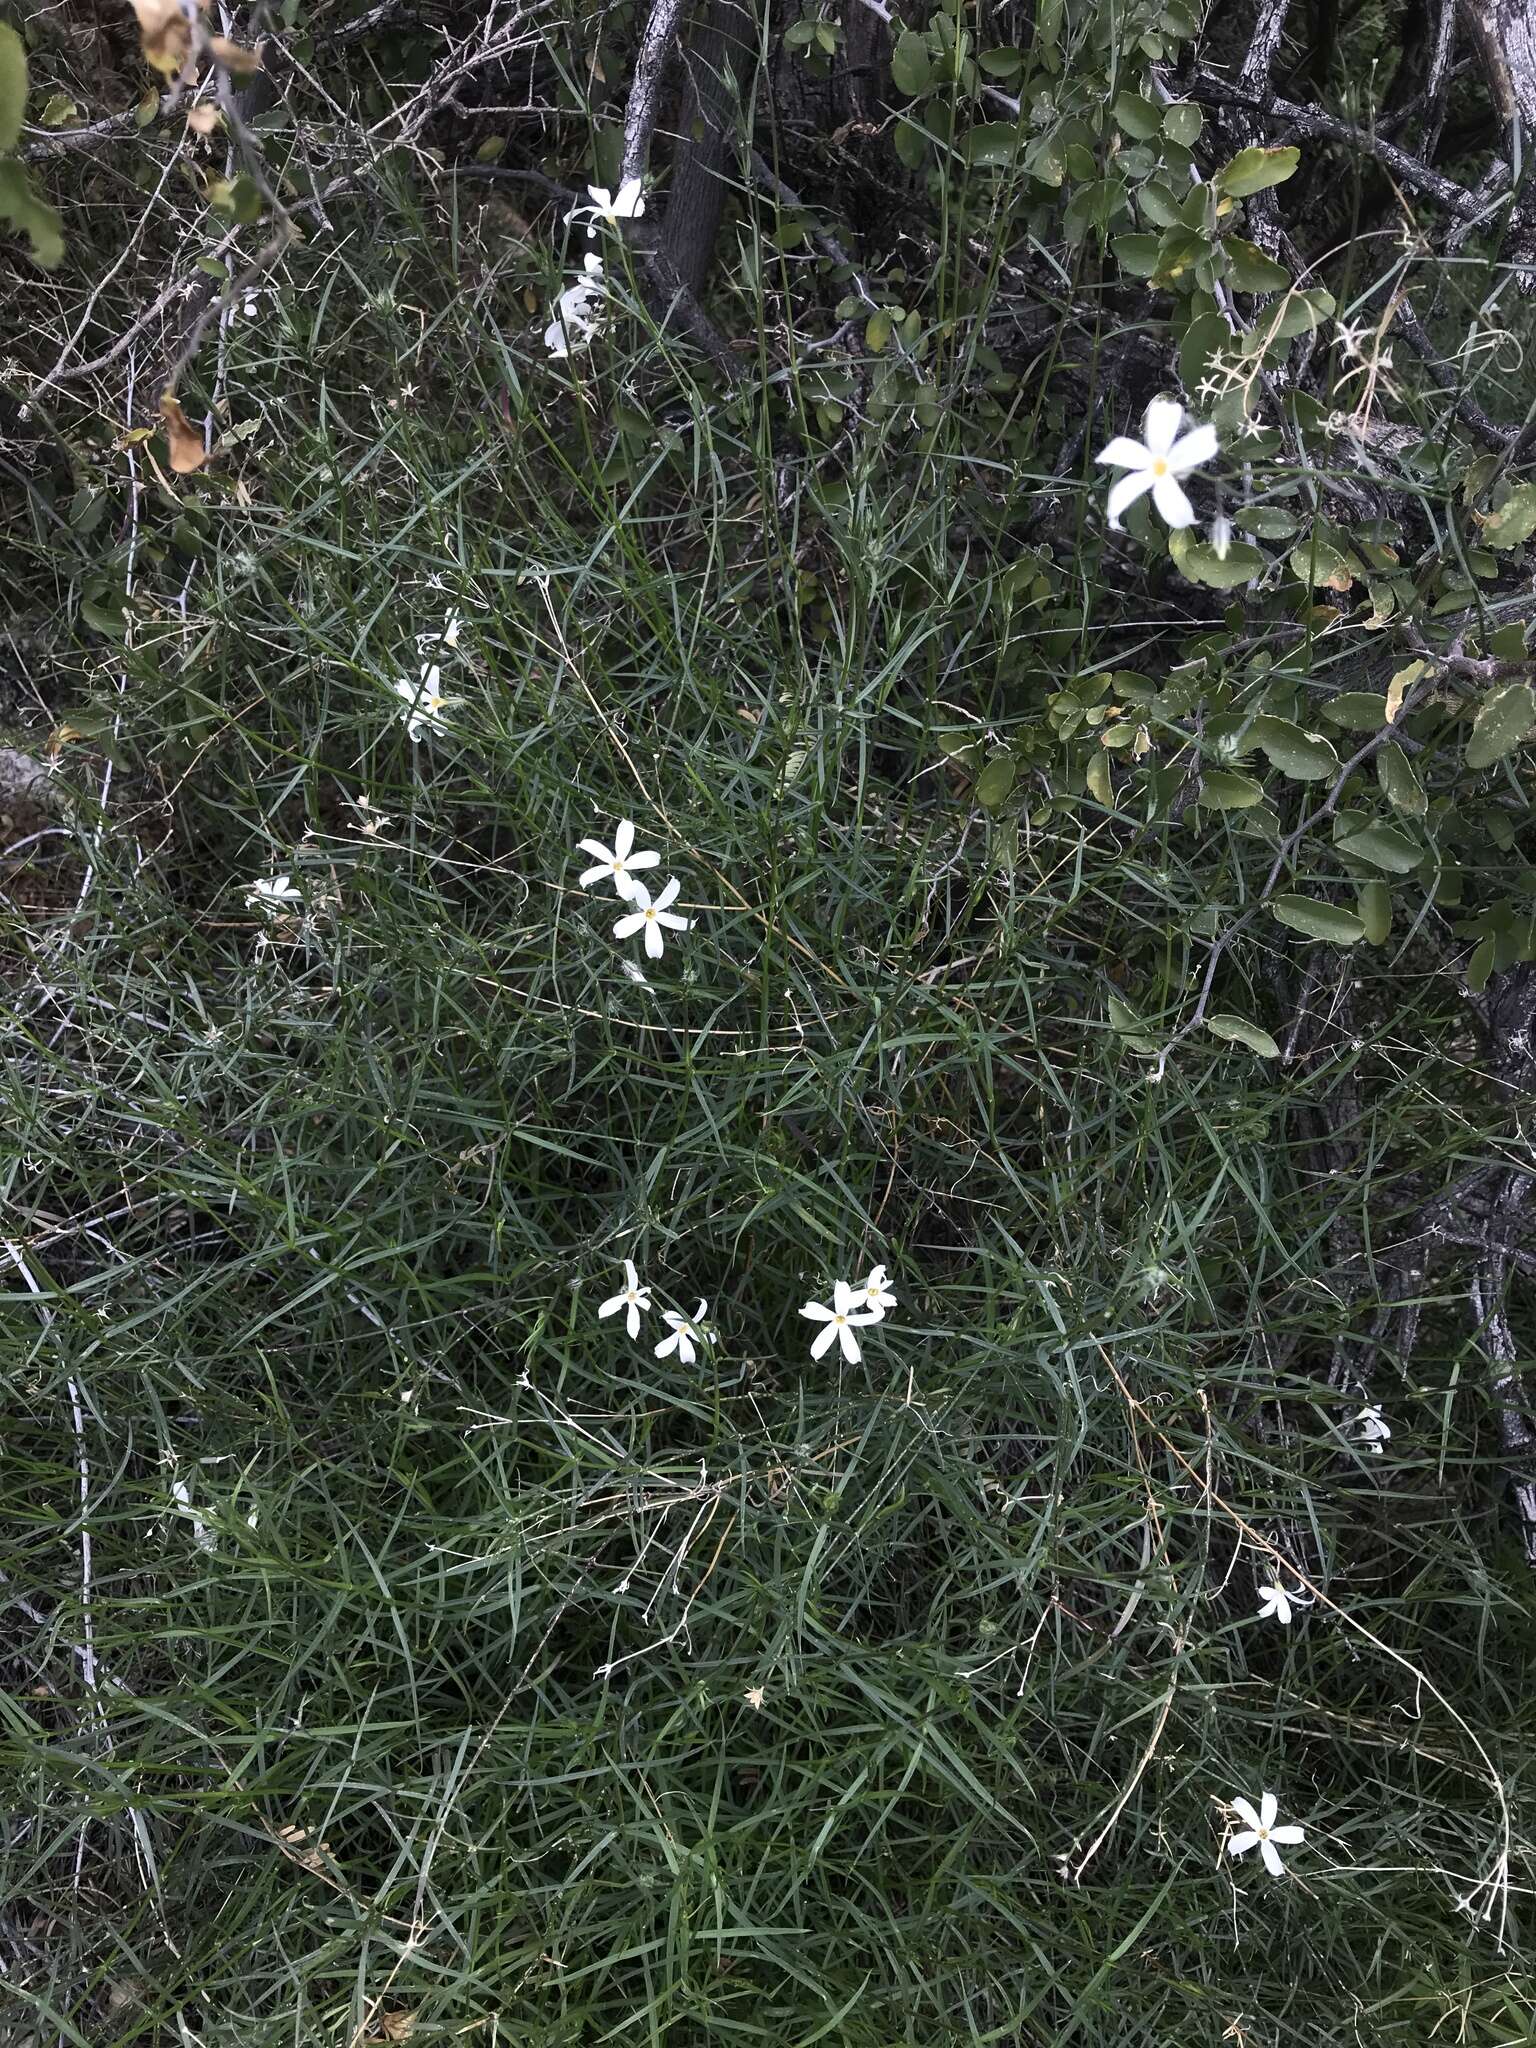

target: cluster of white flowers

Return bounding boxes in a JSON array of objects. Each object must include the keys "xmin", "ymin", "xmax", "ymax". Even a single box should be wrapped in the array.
[
  {"xmin": 391, "ymin": 611, "xmax": 469, "ymax": 742},
  {"xmin": 544, "ymin": 252, "xmax": 607, "ymax": 360},
  {"xmin": 577, "ymin": 818, "xmax": 692, "ymax": 961},
  {"xmin": 801, "ymin": 1264, "xmax": 896, "ymax": 1363},
  {"xmin": 597, "ymin": 1261, "xmax": 712, "ymax": 1363},
  {"xmin": 565, "ymin": 177, "xmax": 645, "ymax": 238},
  {"xmin": 246, "ymin": 874, "xmax": 302, "ymax": 913},
  {"xmin": 1349, "ymin": 1402, "xmax": 1392, "ymax": 1454}
]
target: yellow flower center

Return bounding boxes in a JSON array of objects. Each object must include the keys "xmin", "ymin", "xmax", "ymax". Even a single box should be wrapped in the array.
[
  {"xmin": 1256, "ymin": 1827, "xmax": 1270, "ymax": 1841},
  {"xmin": 1151, "ymin": 457, "xmax": 1168, "ymax": 476},
  {"xmin": 612, "ymin": 860, "xmax": 623, "ymax": 873},
  {"xmin": 644, "ymin": 908, "xmax": 655, "ymax": 920}
]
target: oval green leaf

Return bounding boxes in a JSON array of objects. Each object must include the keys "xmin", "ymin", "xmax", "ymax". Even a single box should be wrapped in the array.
[
  {"xmin": 1205, "ymin": 1012, "xmax": 1280, "ymax": 1057},
  {"xmin": 1270, "ymin": 895, "xmax": 1366, "ymax": 943},
  {"xmin": 1250, "ymin": 715, "xmax": 1339, "ymax": 780}
]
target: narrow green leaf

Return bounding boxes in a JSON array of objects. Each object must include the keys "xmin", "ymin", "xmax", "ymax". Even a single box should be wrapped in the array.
[
  {"xmin": 1376, "ymin": 742, "xmax": 1426, "ymax": 816},
  {"xmin": 1358, "ymin": 879, "xmax": 1392, "ymax": 945}
]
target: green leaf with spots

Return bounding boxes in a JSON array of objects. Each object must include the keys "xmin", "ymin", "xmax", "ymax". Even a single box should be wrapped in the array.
[
  {"xmin": 1250, "ymin": 716, "xmax": 1339, "ymax": 780},
  {"xmin": 1465, "ymin": 682, "xmax": 1536, "ymax": 769},
  {"xmin": 1215, "ymin": 145, "xmax": 1300, "ymax": 196},
  {"xmin": 1199, "ymin": 768, "xmax": 1265, "ymax": 808},
  {"xmin": 1205, "ymin": 1012, "xmax": 1280, "ymax": 1057},
  {"xmin": 1334, "ymin": 820, "xmax": 1424, "ymax": 873}
]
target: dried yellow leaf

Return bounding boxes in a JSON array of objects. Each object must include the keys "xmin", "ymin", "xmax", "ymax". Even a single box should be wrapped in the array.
[{"xmin": 132, "ymin": 0, "xmax": 205, "ymax": 79}]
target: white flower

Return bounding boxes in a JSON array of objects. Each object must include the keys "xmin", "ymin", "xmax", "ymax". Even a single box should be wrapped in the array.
[
  {"xmin": 577, "ymin": 818, "xmax": 662, "ymax": 900},
  {"xmin": 1226, "ymin": 1792, "xmax": 1305, "ymax": 1877},
  {"xmin": 246, "ymin": 874, "xmax": 301, "ymax": 911},
  {"xmin": 170, "ymin": 1475, "xmax": 217, "ymax": 1553},
  {"xmin": 544, "ymin": 252, "xmax": 606, "ymax": 358},
  {"xmin": 417, "ymin": 609, "xmax": 465, "ymax": 652},
  {"xmin": 564, "ymin": 177, "xmax": 645, "ymax": 237},
  {"xmin": 858, "ymin": 1264, "xmax": 897, "ymax": 1318},
  {"xmin": 1209, "ymin": 513, "xmax": 1233, "ymax": 560},
  {"xmin": 1351, "ymin": 1404, "xmax": 1391, "ymax": 1454},
  {"xmin": 655, "ymin": 1299, "xmax": 709, "ymax": 1366},
  {"xmin": 1257, "ymin": 1582, "xmax": 1293, "ymax": 1625},
  {"xmin": 598, "ymin": 1258, "xmax": 652, "ymax": 1341},
  {"xmin": 801, "ymin": 1279, "xmax": 881, "ymax": 1363},
  {"xmin": 1096, "ymin": 397, "xmax": 1218, "ymax": 531},
  {"xmin": 393, "ymin": 663, "xmax": 461, "ymax": 741},
  {"xmin": 613, "ymin": 877, "xmax": 690, "ymax": 961}
]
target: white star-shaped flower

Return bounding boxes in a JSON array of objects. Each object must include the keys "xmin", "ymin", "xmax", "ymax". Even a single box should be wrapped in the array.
[
  {"xmin": 393, "ymin": 664, "xmax": 461, "ymax": 741},
  {"xmin": 246, "ymin": 874, "xmax": 302, "ymax": 911},
  {"xmin": 1096, "ymin": 397, "xmax": 1218, "ymax": 530},
  {"xmin": 544, "ymin": 252, "xmax": 606, "ymax": 357},
  {"xmin": 416, "ymin": 609, "xmax": 465, "ymax": 652},
  {"xmin": 655, "ymin": 1299, "xmax": 709, "ymax": 1366},
  {"xmin": 858, "ymin": 1264, "xmax": 897, "ymax": 1318},
  {"xmin": 1256, "ymin": 1582, "xmax": 1293, "ymax": 1625},
  {"xmin": 598, "ymin": 1258, "xmax": 651, "ymax": 1340},
  {"xmin": 1226, "ymin": 1792, "xmax": 1305, "ymax": 1877},
  {"xmin": 801, "ymin": 1279, "xmax": 881, "ymax": 1362},
  {"xmin": 613, "ymin": 877, "xmax": 690, "ymax": 961},
  {"xmin": 577, "ymin": 818, "xmax": 661, "ymax": 900},
  {"xmin": 564, "ymin": 177, "xmax": 645, "ymax": 238}
]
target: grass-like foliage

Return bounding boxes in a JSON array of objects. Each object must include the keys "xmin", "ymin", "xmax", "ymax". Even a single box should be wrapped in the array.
[{"xmin": 3, "ymin": 0, "xmax": 1536, "ymax": 2040}]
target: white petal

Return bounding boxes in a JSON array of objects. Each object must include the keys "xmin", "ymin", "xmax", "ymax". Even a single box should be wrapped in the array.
[
  {"xmin": 626, "ymin": 849, "xmax": 661, "ymax": 872},
  {"xmin": 598, "ymin": 1293, "xmax": 625, "ymax": 1319},
  {"xmin": 655, "ymin": 912, "xmax": 690, "ymax": 932},
  {"xmin": 643, "ymin": 921, "xmax": 664, "ymax": 959},
  {"xmin": 626, "ymin": 882, "xmax": 653, "ymax": 914},
  {"xmin": 675, "ymin": 1334, "xmax": 696, "ymax": 1365},
  {"xmin": 1096, "ymin": 435, "xmax": 1151, "ymax": 471},
  {"xmin": 1258, "ymin": 1792, "xmax": 1277, "ymax": 1831},
  {"xmin": 810, "ymin": 1321, "xmax": 839, "ymax": 1359},
  {"xmin": 1151, "ymin": 471, "xmax": 1196, "ymax": 528},
  {"xmin": 801, "ymin": 1301, "xmax": 834, "ymax": 1321},
  {"xmin": 652, "ymin": 877, "xmax": 680, "ymax": 912},
  {"xmin": 654, "ymin": 1332, "xmax": 679, "ymax": 1358},
  {"xmin": 1260, "ymin": 1838, "xmax": 1283, "ymax": 1877},
  {"xmin": 832, "ymin": 1280, "xmax": 855, "ymax": 1314},
  {"xmin": 615, "ymin": 177, "xmax": 644, "ymax": 215},
  {"xmin": 1230, "ymin": 1798, "xmax": 1263, "ymax": 1834},
  {"xmin": 1168, "ymin": 422, "xmax": 1218, "ymax": 473},
  {"xmin": 579, "ymin": 862, "xmax": 612, "ymax": 889},
  {"xmin": 625, "ymin": 1301, "xmax": 640, "ymax": 1339},
  {"xmin": 613, "ymin": 819, "xmax": 634, "ymax": 860},
  {"xmin": 622, "ymin": 1259, "xmax": 638, "ymax": 1288},
  {"xmin": 1227, "ymin": 1830, "xmax": 1259, "ymax": 1857},
  {"xmin": 613, "ymin": 911, "xmax": 646, "ymax": 940},
  {"xmin": 1142, "ymin": 396, "xmax": 1183, "ymax": 454},
  {"xmin": 692, "ymin": 1299, "xmax": 708, "ymax": 1320},
  {"xmin": 578, "ymin": 838, "xmax": 613, "ymax": 862},
  {"xmin": 1268, "ymin": 1825, "xmax": 1305, "ymax": 1846},
  {"xmin": 582, "ymin": 251, "xmax": 604, "ymax": 277},
  {"xmin": 633, "ymin": 1288, "xmax": 652, "ymax": 1310},
  {"xmin": 587, "ymin": 185, "xmax": 612, "ymax": 208},
  {"xmin": 837, "ymin": 1323, "xmax": 862, "ymax": 1363},
  {"xmin": 1105, "ymin": 468, "xmax": 1155, "ymax": 528}
]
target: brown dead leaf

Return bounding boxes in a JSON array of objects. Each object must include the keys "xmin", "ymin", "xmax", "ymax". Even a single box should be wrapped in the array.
[
  {"xmin": 207, "ymin": 34, "xmax": 263, "ymax": 73},
  {"xmin": 375, "ymin": 2012, "xmax": 416, "ymax": 2044},
  {"xmin": 160, "ymin": 392, "xmax": 208, "ymax": 475},
  {"xmin": 132, "ymin": 0, "xmax": 205, "ymax": 79}
]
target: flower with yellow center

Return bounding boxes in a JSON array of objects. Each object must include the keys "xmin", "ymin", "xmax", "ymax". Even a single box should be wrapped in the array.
[{"xmin": 1096, "ymin": 397, "xmax": 1218, "ymax": 531}]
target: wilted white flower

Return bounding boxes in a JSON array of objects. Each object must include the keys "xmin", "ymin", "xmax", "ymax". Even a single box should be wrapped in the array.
[
  {"xmin": 393, "ymin": 663, "xmax": 461, "ymax": 741},
  {"xmin": 564, "ymin": 177, "xmax": 645, "ymax": 237},
  {"xmin": 1209, "ymin": 513, "xmax": 1233, "ymax": 560},
  {"xmin": 1350, "ymin": 1404, "xmax": 1391, "ymax": 1454},
  {"xmin": 170, "ymin": 1475, "xmax": 217, "ymax": 1553},
  {"xmin": 801, "ymin": 1279, "xmax": 880, "ymax": 1363},
  {"xmin": 1257, "ymin": 1582, "xmax": 1294, "ymax": 1625},
  {"xmin": 246, "ymin": 874, "xmax": 301, "ymax": 912},
  {"xmin": 544, "ymin": 252, "xmax": 606, "ymax": 358},
  {"xmin": 655, "ymin": 1299, "xmax": 709, "ymax": 1366},
  {"xmin": 598, "ymin": 1258, "xmax": 652, "ymax": 1341},
  {"xmin": 1226, "ymin": 1792, "xmax": 1305, "ymax": 1877},
  {"xmin": 417, "ymin": 609, "xmax": 465, "ymax": 652},
  {"xmin": 577, "ymin": 819, "xmax": 661, "ymax": 900},
  {"xmin": 858, "ymin": 1264, "xmax": 897, "ymax": 1318},
  {"xmin": 1096, "ymin": 397, "xmax": 1218, "ymax": 530},
  {"xmin": 613, "ymin": 877, "xmax": 690, "ymax": 961}
]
